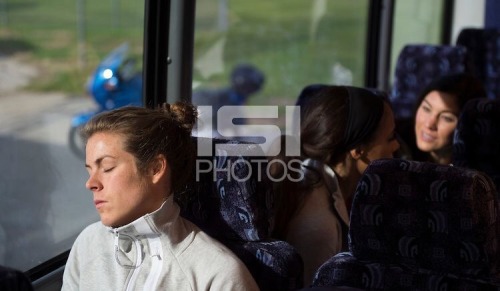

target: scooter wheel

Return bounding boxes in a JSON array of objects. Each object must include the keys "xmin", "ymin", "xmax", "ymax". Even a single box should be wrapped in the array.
[{"xmin": 69, "ymin": 125, "xmax": 86, "ymax": 159}]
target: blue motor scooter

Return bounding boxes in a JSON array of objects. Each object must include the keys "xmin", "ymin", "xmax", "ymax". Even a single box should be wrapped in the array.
[{"xmin": 69, "ymin": 43, "xmax": 143, "ymax": 159}]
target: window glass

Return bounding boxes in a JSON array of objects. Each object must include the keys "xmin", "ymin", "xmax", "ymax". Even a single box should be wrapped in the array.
[
  {"xmin": 389, "ymin": 0, "xmax": 444, "ymax": 85},
  {"xmin": 452, "ymin": 0, "xmax": 485, "ymax": 42},
  {"xmin": 192, "ymin": 0, "xmax": 369, "ymax": 150},
  {"xmin": 0, "ymin": 0, "xmax": 144, "ymax": 271},
  {"xmin": 192, "ymin": 0, "xmax": 369, "ymax": 104}
]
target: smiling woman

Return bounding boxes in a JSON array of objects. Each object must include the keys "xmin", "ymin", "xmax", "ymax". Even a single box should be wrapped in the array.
[
  {"xmin": 408, "ymin": 73, "xmax": 487, "ymax": 164},
  {"xmin": 62, "ymin": 104, "xmax": 259, "ymax": 290}
]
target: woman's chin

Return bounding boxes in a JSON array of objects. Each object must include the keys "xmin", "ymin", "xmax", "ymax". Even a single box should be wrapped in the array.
[{"xmin": 416, "ymin": 141, "xmax": 433, "ymax": 153}]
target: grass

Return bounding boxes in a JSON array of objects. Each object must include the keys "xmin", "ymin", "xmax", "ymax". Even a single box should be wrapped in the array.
[
  {"xmin": 0, "ymin": 0, "xmax": 144, "ymax": 94},
  {"xmin": 0, "ymin": 0, "xmax": 367, "ymax": 103},
  {"xmin": 193, "ymin": 0, "xmax": 368, "ymax": 104}
]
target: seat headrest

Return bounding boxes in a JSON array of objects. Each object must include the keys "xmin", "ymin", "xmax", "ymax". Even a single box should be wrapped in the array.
[
  {"xmin": 182, "ymin": 137, "xmax": 273, "ymax": 242},
  {"xmin": 349, "ymin": 159, "xmax": 500, "ymax": 277},
  {"xmin": 456, "ymin": 28, "xmax": 500, "ymax": 100},
  {"xmin": 454, "ymin": 98, "xmax": 500, "ymax": 192},
  {"xmin": 390, "ymin": 44, "xmax": 468, "ymax": 119}
]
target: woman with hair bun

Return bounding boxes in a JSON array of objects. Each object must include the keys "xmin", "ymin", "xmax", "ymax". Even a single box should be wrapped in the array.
[{"xmin": 62, "ymin": 103, "xmax": 258, "ymax": 290}]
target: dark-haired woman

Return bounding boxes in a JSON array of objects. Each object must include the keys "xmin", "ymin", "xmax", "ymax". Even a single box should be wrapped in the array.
[
  {"xmin": 270, "ymin": 85, "xmax": 400, "ymax": 284},
  {"xmin": 411, "ymin": 73, "xmax": 486, "ymax": 164}
]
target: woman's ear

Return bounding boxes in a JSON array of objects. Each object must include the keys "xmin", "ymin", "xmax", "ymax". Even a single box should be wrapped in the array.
[
  {"xmin": 150, "ymin": 154, "xmax": 168, "ymax": 183},
  {"xmin": 349, "ymin": 147, "xmax": 365, "ymax": 160}
]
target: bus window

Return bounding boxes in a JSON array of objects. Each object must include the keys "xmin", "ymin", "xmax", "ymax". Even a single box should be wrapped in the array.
[
  {"xmin": 192, "ymin": 0, "xmax": 370, "ymax": 106},
  {"xmin": 452, "ymin": 0, "xmax": 486, "ymax": 42},
  {"xmin": 389, "ymin": 0, "xmax": 487, "ymax": 86},
  {"xmin": 389, "ymin": 0, "xmax": 446, "ymax": 86},
  {"xmin": 0, "ymin": 0, "xmax": 144, "ymax": 274}
]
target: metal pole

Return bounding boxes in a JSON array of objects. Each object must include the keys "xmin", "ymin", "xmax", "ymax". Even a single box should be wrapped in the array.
[
  {"xmin": 167, "ymin": 0, "xmax": 195, "ymax": 103},
  {"xmin": 142, "ymin": 0, "xmax": 170, "ymax": 108}
]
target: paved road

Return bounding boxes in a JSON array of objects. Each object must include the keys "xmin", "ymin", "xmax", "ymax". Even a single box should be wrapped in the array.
[{"xmin": 0, "ymin": 91, "xmax": 100, "ymax": 270}]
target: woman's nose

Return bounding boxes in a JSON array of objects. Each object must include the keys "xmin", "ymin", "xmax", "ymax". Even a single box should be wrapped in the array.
[
  {"xmin": 86, "ymin": 173, "xmax": 102, "ymax": 191},
  {"xmin": 424, "ymin": 114, "xmax": 438, "ymax": 129}
]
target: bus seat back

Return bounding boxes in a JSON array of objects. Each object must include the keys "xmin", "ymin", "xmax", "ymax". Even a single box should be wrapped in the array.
[
  {"xmin": 313, "ymin": 159, "xmax": 500, "ymax": 289},
  {"xmin": 390, "ymin": 44, "xmax": 468, "ymax": 120},
  {"xmin": 182, "ymin": 137, "xmax": 304, "ymax": 290},
  {"xmin": 453, "ymin": 98, "xmax": 500, "ymax": 194},
  {"xmin": 457, "ymin": 27, "xmax": 500, "ymax": 100}
]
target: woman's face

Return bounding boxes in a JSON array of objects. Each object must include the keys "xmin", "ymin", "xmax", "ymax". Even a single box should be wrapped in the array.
[
  {"xmin": 357, "ymin": 102, "xmax": 400, "ymax": 173},
  {"xmin": 414, "ymin": 90, "xmax": 459, "ymax": 159},
  {"xmin": 85, "ymin": 132, "xmax": 164, "ymax": 227}
]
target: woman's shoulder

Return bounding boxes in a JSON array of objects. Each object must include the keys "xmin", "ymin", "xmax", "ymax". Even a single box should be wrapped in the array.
[
  {"xmin": 179, "ymin": 218, "xmax": 241, "ymax": 263},
  {"xmin": 175, "ymin": 218, "xmax": 259, "ymax": 289},
  {"xmin": 288, "ymin": 190, "xmax": 340, "ymax": 237},
  {"xmin": 72, "ymin": 221, "xmax": 109, "ymax": 246}
]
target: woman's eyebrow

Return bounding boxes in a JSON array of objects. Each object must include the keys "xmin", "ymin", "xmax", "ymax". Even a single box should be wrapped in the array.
[{"xmin": 85, "ymin": 155, "xmax": 115, "ymax": 169}]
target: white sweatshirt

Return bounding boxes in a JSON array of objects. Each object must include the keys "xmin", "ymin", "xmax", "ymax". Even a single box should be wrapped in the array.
[{"xmin": 62, "ymin": 197, "xmax": 259, "ymax": 291}]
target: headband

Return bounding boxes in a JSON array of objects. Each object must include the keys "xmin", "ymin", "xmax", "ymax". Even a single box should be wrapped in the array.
[{"xmin": 342, "ymin": 86, "xmax": 386, "ymax": 150}]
